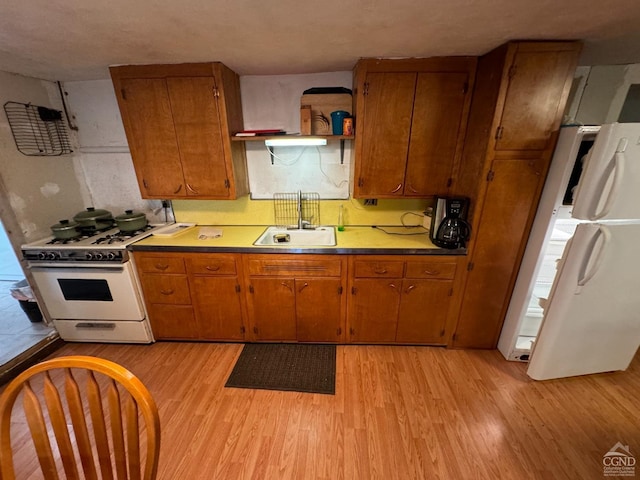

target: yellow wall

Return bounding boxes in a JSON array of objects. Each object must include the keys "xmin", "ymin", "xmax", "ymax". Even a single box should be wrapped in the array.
[{"xmin": 173, "ymin": 197, "xmax": 432, "ymax": 227}]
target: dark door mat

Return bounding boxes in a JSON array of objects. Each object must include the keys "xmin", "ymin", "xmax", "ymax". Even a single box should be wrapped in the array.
[{"xmin": 225, "ymin": 343, "xmax": 336, "ymax": 395}]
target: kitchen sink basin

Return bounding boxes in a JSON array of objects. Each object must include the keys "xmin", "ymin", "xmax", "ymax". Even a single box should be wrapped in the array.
[{"xmin": 253, "ymin": 226, "xmax": 336, "ymax": 246}]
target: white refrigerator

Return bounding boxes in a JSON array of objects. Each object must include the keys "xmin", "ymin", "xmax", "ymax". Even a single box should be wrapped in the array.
[{"xmin": 498, "ymin": 123, "xmax": 640, "ymax": 380}]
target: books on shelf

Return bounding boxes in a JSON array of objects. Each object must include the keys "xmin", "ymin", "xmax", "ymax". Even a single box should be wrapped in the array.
[{"xmin": 235, "ymin": 129, "xmax": 286, "ymax": 137}]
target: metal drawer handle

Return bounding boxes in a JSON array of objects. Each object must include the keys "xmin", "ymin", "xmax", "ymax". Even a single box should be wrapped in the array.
[
  {"xmin": 407, "ymin": 184, "xmax": 419, "ymax": 193},
  {"xmin": 281, "ymin": 282, "xmax": 292, "ymax": 292},
  {"xmin": 186, "ymin": 183, "xmax": 199, "ymax": 194},
  {"xmin": 388, "ymin": 283, "xmax": 400, "ymax": 293},
  {"xmin": 160, "ymin": 289, "xmax": 174, "ymax": 295},
  {"xmin": 205, "ymin": 265, "xmax": 221, "ymax": 272},
  {"xmin": 374, "ymin": 268, "xmax": 388, "ymax": 274},
  {"xmin": 390, "ymin": 183, "xmax": 403, "ymax": 194},
  {"xmin": 405, "ymin": 285, "xmax": 416, "ymax": 294},
  {"xmin": 155, "ymin": 264, "xmax": 169, "ymax": 271},
  {"xmin": 173, "ymin": 184, "xmax": 183, "ymax": 194},
  {"xmin": 75, "ymin": 322, "xmax": 116, "ymax": 330},
  {"xmin": 298, "ymin": 282, "xmax": 309, "ymax": 293},
  {"xmin": 423, "ymin": 269, "xmax": 440, "ymax": 276}
]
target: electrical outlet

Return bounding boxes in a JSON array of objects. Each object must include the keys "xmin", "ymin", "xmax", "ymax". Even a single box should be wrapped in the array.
[{"xmin": 364, "ymin": 199, "xmax": 378, "ymax": 206}]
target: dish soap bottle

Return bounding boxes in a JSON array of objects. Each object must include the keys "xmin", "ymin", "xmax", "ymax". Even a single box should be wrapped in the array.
[{"xmin": 337, "ymin": 204, "xmax": 345, "ymax": 231}]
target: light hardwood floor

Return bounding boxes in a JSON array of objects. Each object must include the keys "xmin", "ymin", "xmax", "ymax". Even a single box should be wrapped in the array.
[{"xmin": 4, "ymin": 342, "xmax": 640, "ymax": 479}]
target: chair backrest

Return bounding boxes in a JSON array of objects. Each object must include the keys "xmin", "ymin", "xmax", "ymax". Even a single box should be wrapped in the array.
[{"xmin": 0, "ymin": 355, "xmax": 160, "ymax": 480}]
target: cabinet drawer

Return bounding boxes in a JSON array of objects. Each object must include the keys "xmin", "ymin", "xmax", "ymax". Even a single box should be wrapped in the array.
[
  {"xmin": 140, "ymin": 275, "xmax": 191, "ymax": 304},
  {"xmin": 405, "ymin": 261, "xmax": 457, "ymax": 279},
  {"xmin": 353, "ymin": 260, "xmax": 404, "ymax": 278},
  {"xmin": 136, "ymin": 254, "xmax": 185, "ymax": 274},
  {"xmin": 246, "ymin": 256, "xmax": 342, "ymax": 277},
  {"xmin": 187, "ymin": 255, "xmax": 237, "ymax": 275}
]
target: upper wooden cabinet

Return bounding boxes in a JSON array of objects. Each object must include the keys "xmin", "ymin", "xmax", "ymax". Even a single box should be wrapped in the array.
[
  {"xmin": 494, "ymin": 44, "xmax": 583, "ymax": 151},
  {"xmin": 352, "ymin": 58, "xmax": 476, "ymax": 198},
  {"xmin": 110, "ymin": 63, "xmax": 249, "ymax": 199},
  {"xmin": 451, "ymin": 41, "xmax": 581, "ymax": 349}
]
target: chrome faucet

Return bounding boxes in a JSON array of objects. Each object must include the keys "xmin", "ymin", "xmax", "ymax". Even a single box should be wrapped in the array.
[
  {"xmin": 297, "ymin": 190, "xmax": 304, "ymax": 229},
  {"xmin": 297, "ymin": 190, "xmax": 311, "ymax": 230}
]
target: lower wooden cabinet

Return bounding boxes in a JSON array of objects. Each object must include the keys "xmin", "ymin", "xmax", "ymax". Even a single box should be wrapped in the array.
[
  {"xmin": 348, "ymin": 256, "xmax": 460, "ymax": 345},
  {"xmin": 134, "ymin": 251, "xmax": 463, "ymax": 345},
  {"xmin": 243, "ymin": 255, "xmax": 346, "ymax": 342},
  {"xmin": 134, "ymin": 251, "xmax": 246, "ymax": 341}
]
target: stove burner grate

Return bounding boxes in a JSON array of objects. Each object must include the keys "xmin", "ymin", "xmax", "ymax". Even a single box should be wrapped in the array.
[{"xmin": 91, "ymin": 225, "xmax": 156, "ymax": 245}]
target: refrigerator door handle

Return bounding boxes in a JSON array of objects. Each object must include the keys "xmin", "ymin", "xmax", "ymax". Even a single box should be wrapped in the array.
[
  {"xmin": 591, "ymin": 152, "xmax": 625, "ymax": 220},
  {"xmin": 576, "ymin": 226, "xmax": 610, "ymax": 294}
]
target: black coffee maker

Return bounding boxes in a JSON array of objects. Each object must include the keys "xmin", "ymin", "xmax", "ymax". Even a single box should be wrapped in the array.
[{"xmin": 429, "ymin": 197, "xmax": 471, "ymax": 249}]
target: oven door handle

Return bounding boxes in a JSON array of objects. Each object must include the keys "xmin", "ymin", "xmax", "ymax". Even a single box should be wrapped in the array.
[{"xmin": 75, "ymin": 322, "xmax": 117, "ymax": 330}]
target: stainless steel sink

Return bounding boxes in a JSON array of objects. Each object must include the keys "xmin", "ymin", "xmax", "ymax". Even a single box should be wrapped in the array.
[{"xmin": 253, "ymin": 226, "xmax": 336, "ymax": 246}]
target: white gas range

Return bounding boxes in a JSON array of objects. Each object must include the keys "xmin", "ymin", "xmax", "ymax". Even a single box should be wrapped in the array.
[{"xmin": 22, "ymin": 223, "xmax": 174, "ymax": 343}]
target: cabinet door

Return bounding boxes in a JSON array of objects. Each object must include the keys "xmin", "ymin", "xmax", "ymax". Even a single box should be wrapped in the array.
[
  {"xmin": 356, "ymin": 72, "xmax": 416, "ymax": 197},
  {"xmin": 348, "ymin": 279, "xmax": 401, "ymax": 343},
  {"xmin": 295, "ymin": 278, "xmax": 343, "ymax": 342},
  {"xmin": 119, "ymin": 78, "xmax": 185, "ymax": 197},
  {"xmin": 496, "ymin": 46, "xmax": 578, "ymax": 151},
  {"xmin": 454, "ymin": 157, "xmax": 542, "ymax": 348},
  {"xmin": 190, "ymin": 276, "xmax": 245, "ymax": 340},
  {"xmin": 405, "ymin": 72, "xmax": 469, "ymax": 196},
  {"xmin": 396, "ymin": 279, "xmax": 452, "ymax": 345},
  {"xmin": 148, "ymin": 304, "xmax": 199, "ymax": 339},
  {"xmin": 247, "ymin": 278, "xmax": 296, "ymax": 341},
  {"xmin": 167, "ymin": 77, "xmax": 230, "ymax": 198}
]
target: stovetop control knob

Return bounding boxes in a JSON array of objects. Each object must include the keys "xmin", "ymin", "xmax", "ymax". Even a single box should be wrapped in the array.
[
  {"xmin": 46, "ymin": 252, "xmax": 58, "ymax": 260},
  {"xmin": 94, "ymin": 252, "xmax": 104, "ymax": 260},
  {"xmin": 85, "ymin": 252, "xmax": 93, "ymax": 260},
  {"xmin": 38, "ymin": 252, "xmax": 47, "ymax": 260},
  {"xmin": 106, "ymin": 252, "xmax": 116, "ymax": 260}
]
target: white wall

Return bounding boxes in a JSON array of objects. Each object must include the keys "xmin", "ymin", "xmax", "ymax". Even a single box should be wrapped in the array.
[{"xmin": 0, "ymin": 70, "xmax": 89, "ymax": 242}]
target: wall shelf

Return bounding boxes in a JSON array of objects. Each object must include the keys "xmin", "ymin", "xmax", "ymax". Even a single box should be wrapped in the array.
[{"xmin": 233, "ymin": 134, "xmax": 354, "ymax": 164}]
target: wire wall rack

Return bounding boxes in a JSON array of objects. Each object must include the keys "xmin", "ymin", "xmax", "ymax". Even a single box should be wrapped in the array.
[
  {"xmin": 274, "ymin": 192, "xmax": 321, "ymax": 229},
  {"xmin": 3, "ymin": 101, "xmax": 72, "ymax": 156}
]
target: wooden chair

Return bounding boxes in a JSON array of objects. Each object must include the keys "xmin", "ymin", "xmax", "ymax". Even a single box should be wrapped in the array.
[{"xmin": 0, "ymin": 355, "xmax": 160, "ymax": 479}]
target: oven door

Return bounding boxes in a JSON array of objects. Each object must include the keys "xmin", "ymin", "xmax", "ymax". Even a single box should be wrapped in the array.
[{"xmin": 30, "ymin": 262, "xmax": 145, "ymax": 321}]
